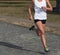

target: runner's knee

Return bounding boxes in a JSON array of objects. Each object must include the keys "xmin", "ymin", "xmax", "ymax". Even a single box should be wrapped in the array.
[{"xmin": 40, "ymin": 29, "xmax": 45, "ymax": 35}]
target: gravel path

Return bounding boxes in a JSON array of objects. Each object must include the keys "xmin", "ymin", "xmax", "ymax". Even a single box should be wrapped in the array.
[{"xmin": 0, "ymin": 21, "xmax": 60, "ymax": 55}]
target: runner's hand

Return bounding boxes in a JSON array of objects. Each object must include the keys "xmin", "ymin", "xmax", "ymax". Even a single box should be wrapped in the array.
[
  {"xmin": 41, "ymin": 6, "xmax": 47, "ymax": 11},
  {"xmin": 29, "ymin": 15, "xmax": 33, "ymax": 21}
]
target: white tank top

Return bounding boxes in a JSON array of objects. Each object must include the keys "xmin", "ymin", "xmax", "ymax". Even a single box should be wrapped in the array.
[{"xmin": 34, "ymin": 0, "xmax": 47, "ymax": 20}]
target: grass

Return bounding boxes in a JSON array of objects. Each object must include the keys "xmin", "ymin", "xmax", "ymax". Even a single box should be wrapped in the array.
[
  {"xmin": 0, "ymin": 4, "xmax": 30, "ymax": 7},
  {"xmin": 0, "ymin": 7, "xmax": 29, "ymax": 18},
  {"xmin": 47, "ymin": 13, "xmax": 60, "ymax": 24}
]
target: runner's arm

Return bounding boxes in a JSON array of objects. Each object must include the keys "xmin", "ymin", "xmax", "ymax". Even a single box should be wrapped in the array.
[
  {"xmin": 28, "ymin": 0, "xmax": 34, "ymax": 20},
  {"xmin": 46, "ymin": 0, "xmax": 53, "ymax": 11}
]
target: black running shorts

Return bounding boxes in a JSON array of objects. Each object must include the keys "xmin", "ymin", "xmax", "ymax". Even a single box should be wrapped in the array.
[{"xmin": 34, "ymin": 19, "xmax": 46, "ymax": 24}]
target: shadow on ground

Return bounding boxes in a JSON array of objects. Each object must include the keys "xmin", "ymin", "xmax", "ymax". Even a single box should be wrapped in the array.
[{"xmin": 0, "ymin": 41, "xmax": 46, "ymax": 54}]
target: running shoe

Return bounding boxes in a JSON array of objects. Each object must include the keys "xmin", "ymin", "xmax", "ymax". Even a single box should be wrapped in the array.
[{"xmin": 44, "ymin": 47, "xmax": 50, "ymax": 52}]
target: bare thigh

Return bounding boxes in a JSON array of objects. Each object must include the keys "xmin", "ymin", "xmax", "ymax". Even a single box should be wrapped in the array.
[{"xmin": 35, "ymin": 21, "xmax": 45, "ymax": 35}]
